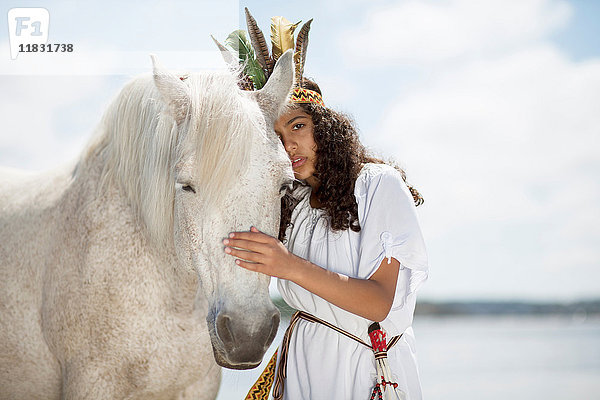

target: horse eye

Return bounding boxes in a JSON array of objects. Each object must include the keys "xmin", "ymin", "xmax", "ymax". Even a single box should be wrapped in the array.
[{"xmin": 182, "ymin": 185, "xmax": 196, "ymax": 194}]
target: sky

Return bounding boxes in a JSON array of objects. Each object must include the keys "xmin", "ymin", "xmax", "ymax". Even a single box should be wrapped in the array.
[{"xmin": 1, "ymin": 0, "xmax": 599, "ymax": 301}]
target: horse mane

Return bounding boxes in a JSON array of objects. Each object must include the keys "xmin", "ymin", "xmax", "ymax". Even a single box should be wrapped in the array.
[{"xmin": 79, "ymin": 70, "xmax": 264, "ymax": 248}]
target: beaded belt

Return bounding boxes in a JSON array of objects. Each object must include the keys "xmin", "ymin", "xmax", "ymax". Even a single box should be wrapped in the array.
[{"xmin": 245, "ymin": 311, "xmax": 402, "ymax": 400}]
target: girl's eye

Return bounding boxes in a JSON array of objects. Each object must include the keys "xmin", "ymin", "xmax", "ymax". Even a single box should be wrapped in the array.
[
  {"xmin": 182, "ymin": 185, "xmax": 196, "ymax": 194},
  {"xmin": 292, "ymin": 123, "xmax": 304, "ymax": 130}
]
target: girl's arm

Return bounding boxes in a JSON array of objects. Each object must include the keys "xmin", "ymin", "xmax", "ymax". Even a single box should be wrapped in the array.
[{"xmin": 223, "ymin": 227, "xmax": 399, "ymax": 322}]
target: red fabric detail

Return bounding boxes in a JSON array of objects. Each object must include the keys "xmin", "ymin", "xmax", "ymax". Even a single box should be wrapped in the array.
[{"xmin": 368, "ymin": 328, "xmax": 388, "ymax": 353}]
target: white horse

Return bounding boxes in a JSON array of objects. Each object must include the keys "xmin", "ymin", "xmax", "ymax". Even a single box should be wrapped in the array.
[{"xmin": 0, "ymin": 51, "xmax": 295, "ymax": 399}]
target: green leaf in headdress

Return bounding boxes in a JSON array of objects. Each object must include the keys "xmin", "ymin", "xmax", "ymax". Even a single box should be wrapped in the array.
[{"xmin": 225, "ymin": 29, "xmax": 266, "ymax": 89}]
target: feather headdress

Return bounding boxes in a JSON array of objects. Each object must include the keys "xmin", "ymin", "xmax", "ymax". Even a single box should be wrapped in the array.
[{"xmin": 212, "ymin": 8, "xmax": 322, "ymax": 106}]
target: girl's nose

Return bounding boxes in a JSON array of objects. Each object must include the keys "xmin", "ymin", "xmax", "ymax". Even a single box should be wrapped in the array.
[{"xmin": 283, "ymin": 141, "xmax": 297, "ymax": 154}]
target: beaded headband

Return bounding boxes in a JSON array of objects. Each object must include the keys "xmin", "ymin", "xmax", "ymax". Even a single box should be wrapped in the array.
[
  {"xmin": 212, "ymin": 8, "xmax": 325, "ymax": 107},
  {"xmin": 290, "ymin": 87, "xmax": 324, "ymax": 106}
]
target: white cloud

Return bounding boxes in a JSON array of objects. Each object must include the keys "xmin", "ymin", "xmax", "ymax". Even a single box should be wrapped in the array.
[
  {"xmin": 0, "ymin": 74, "xmax": 119, "ymax": 171},
  {"xmin": 349, "ymin": 0, "xmax": 600, "ymax": 300},
  {"xmin": 377, "ymin": 44, "xmax": 600, "ymax": 228},
  {"xmin": 389, "ymin": 44, "xmax": 600, "ymax": 298},
  {"xmin": 343, "ymin": 0, "xmax": 572, "ymax": 64}
]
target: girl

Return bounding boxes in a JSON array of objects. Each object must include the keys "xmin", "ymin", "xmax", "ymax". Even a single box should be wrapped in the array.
[{"xmin": 223, "ymin": 79, "xmax": 429, "ymax": 400}]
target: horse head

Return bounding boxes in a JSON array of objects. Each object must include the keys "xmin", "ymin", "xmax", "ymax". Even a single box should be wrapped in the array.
[{"xmin": 151, "ymin": 51, "xmax": 295, "ymax": 369}]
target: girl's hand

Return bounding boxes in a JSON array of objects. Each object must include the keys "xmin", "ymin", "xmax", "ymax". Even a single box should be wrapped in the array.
[
  {"xmin": 223, "ymin": 227, "xmax": 298, "ymax": 281},
  {"xmin": 223, "ymin": 230, "xmax": 400, "ymax": 322}
]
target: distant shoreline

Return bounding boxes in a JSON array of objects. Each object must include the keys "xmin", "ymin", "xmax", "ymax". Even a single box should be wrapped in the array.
[
  {"xmin": 414, "ymin": 299, "xmax": 600, "ymax": 316},
  {"xmin": 272, "ymin": 296, "xmax": 600, "ymax": 318}
]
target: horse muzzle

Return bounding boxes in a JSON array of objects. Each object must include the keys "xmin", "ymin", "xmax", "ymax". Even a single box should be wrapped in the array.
[{"xmin": 209, "ymin": 307, "xmax": 280, "ymax": 369}]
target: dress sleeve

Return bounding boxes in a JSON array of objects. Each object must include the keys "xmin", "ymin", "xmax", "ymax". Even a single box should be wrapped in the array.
[{"xmin": 355, "ymin": 166, "xmax": 429, "ymax": 311}]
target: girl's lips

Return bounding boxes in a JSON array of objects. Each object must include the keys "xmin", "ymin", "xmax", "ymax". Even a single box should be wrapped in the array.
[{"xmin": 291, "ymin": 157, "xmax": 307, "ymax": 169}]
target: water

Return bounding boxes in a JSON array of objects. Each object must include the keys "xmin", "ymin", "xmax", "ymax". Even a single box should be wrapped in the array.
[{"xmin": 217, "ymin": 315, "xmax": 600, "ymax": 399}]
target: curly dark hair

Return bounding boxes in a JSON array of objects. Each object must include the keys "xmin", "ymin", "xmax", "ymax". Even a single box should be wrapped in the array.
[{"xmin": 278, "ymin": 78, "xmax": 423, "ymax": 242}]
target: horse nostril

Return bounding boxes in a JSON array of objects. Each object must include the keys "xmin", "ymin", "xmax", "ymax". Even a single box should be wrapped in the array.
[
  {"xmin": 272, "ymin": 311, "xmax": 280, "ymax": 329},
  {"xmin": 216, "ymin": 314, "xmax": 235, "ymax": 349},
  {"xmin": 266, "ymin": 311, "xmax": 280, "ymax": 348}
]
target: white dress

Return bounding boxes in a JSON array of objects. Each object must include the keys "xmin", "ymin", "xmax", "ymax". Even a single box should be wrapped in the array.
[{"xmin": 276, "ymin": 163, "xmax": 429, "ymax": 400}]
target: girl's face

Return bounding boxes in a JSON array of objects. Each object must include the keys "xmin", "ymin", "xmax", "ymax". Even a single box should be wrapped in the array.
[{"xmin": 274, "ymin": 108, "xmax": 318, "ymax": 182}]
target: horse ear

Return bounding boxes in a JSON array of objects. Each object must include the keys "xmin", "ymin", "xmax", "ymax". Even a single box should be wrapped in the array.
[
  {"xmin": 151, "ymin": 54, "xmax": 190, "ymax": 124},
  {"xmin": 252, "ymin": 49, "xmax": 294, "ymax": 121}
]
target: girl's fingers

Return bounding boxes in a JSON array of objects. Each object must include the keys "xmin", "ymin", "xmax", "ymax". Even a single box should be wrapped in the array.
[
  {"xmin": 228, "ymin": 230, "xmax": 272, "ymax": 243},
  {"xmin": 225, "ymin": 247, "xmax": 263, "ymax": 263},
  {"xmin": 236, "ymin": 259, "xmax": 278, "ymax": 278},
  {"xmin": 236, "ymin": 259, "xmax": 261, "ymax": 273},
  {"xmin": 223, "ymin": 238, "xmax": 268, "ymax": 253}
]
